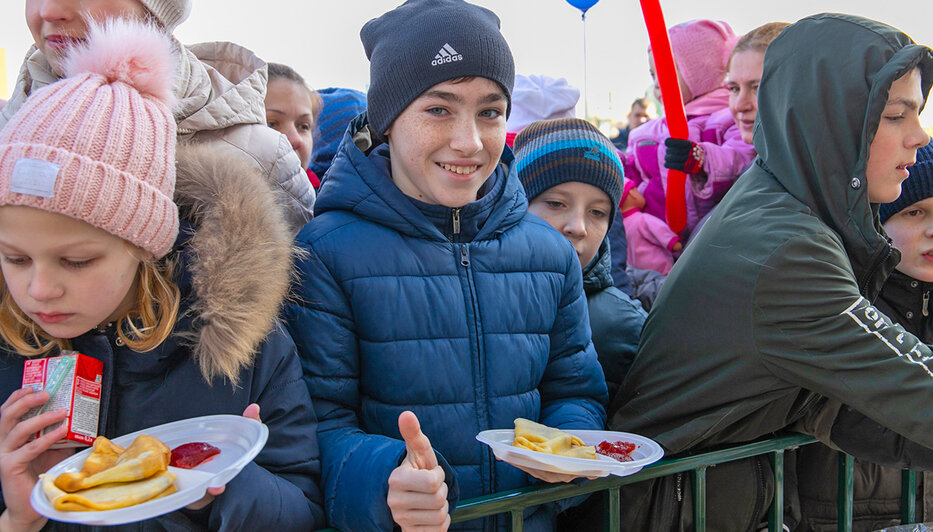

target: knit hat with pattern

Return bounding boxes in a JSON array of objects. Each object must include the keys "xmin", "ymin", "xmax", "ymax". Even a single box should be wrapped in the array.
[
  {"xmin": 0, "ymin": 19, "xmax": 179, "ymax": 258},
  {"xmin": 514, "ymin": 117, "xmax": 625, "ymax": 226},
  {"xmin": 361, "ymin": 0, "xmax": 515, "ymax": 136},
  {"xmin": 310, "ymin": 87, "xmax": 368, "ymax": 178},
  {"xmin": 140, "ymin": 0, "xmax": 191, "ymax": 32},
  {"xmin": 880, "ymin": 139, "xmax": 933, "ymax": 224}
]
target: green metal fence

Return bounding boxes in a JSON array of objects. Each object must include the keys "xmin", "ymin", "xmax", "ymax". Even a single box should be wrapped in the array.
[{"xmin": 317, "ymin": 433, "xmax": 920, "ymax": 532}]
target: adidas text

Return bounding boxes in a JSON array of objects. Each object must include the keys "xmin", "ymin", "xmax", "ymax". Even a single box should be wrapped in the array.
[{"xmin": 433, "ymin": 43, "xmax": 463, "ymax": 66}]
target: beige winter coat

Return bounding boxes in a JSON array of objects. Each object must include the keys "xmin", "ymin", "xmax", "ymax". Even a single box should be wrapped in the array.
[{"xmin": 0, "ymin": 41, "xmax": 314, "ymax": 233}]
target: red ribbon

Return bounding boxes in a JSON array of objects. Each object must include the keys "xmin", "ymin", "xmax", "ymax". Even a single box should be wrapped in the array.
[{"xmin": 639, "ymin": 0, "xmax": 688, "ymax": 233}]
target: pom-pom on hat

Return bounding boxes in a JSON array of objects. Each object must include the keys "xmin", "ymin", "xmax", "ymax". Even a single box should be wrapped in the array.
[
  {"xmin": 310, "ymin": 87, "xmax": 368, "ymax": 178},
  {"xmin": 0, "ymin": 18, "xmax": 179, "ymax": 258},
  {"xmin": 506, "ymin": 74, "xmax": 580, "ymax": 133},
  {"xmin": 514, "ymin": 117, "xmax": 625, "ymax": 227},
  {"xmin": 668, "ymin": 19, "xmax": 737, "ymax": 99},
  {"xmin": 880, "ymin": 139, "xmax": 933, "ymax": 224},
  {"xmin": 139, "ymin": 0, "xmax": 192, "ymax": 32},
  {"xmin": 361, "ymin": 0, "xmax": 515, "ymax": 136}
]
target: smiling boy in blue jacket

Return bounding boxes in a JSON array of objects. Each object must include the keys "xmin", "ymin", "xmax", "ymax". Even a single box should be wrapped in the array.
[{"xmin": 284, "ymin": 1, "xmax": 607, "ymax": 530}]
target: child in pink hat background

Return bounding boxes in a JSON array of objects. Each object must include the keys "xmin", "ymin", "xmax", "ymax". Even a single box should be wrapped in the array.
[{"xmin": 624, "ymin": 19, "xmax": 756, "ymax": 239}]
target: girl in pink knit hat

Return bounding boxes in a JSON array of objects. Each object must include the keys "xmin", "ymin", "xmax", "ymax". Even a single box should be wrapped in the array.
[
  {"xmin": 0, "ymin": 20, "xmax": 323, "ymax": 531},
  {"xmin": 623, "ymin": 19, "xmax": 757, "ymax": 243},
  {"xmin": 5, "ymin": 0, "xmax": 314, "ymax": 233}
]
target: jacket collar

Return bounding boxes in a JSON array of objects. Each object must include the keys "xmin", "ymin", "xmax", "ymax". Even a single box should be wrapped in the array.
[{"xmin": 583, "ymin": 240, "xmax": 613, "ymax": 295}]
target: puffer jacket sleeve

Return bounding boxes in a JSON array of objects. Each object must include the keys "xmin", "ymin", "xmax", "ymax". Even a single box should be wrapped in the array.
[
  {"xmin": 754, "ymin": 231, "xmax": 933, "ymax": 454},
  {"xmin": 207, "ymin": 327, "xmax": 325, "ymax": 531},
  {"xmin": 285, "ymin": 238, "xmax": 458, "ymax": 531},
  {"xmin": 268, "ymin": 135, "xmax": 315, "ymax": 231},
  {"xmin": 538, "ymin": 249, "xmax": 609, "ymax": 430}
]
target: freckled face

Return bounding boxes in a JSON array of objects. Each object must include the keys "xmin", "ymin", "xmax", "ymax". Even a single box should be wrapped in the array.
[
  {"xmin": 865, "ymin": 68, "xmax": 929, "ymax": 203},
  {"xmin": 527, "ymin": 182, "xmax": 613, "ymax": 268},
  {"xmin": 26, "ymin": 0, "xmax": 148, "ymax": 75},
  {"xmin": 386, "ymin": 77, "xmax": 508, "ymax": 207}
]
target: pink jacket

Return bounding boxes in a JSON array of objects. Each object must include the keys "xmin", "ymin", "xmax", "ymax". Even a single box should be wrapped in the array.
[
  {"xmin": 623, "ymin": 88, "xmax": 756, "ymax": 235},
  {"xmin": 623, "ymin": 209, "xmax": 681, "ymax": 275}
]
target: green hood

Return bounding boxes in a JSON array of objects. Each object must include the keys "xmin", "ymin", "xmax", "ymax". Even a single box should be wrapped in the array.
[
  {"xmin": 755, "ymin": 13, "xmax": 933, "ymax": 293},
  {"xmin": 610, "ymin": 14, "xmax": 933, "ymax": 457}
]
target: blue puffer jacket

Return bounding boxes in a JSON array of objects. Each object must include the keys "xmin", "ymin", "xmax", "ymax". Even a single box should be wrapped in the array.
[
  {"xmin": 0, "ymin": 147, "xmax": 324, "ymax": 531},
  {"xmin": 286, "ymin": 116, "xmax": 607, "ymax": 532}
]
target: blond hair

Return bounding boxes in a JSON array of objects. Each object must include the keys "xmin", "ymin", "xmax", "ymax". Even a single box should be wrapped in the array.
[{"xmin": 0, "ymin": 256, "xmax": 180, "ymax": 357}]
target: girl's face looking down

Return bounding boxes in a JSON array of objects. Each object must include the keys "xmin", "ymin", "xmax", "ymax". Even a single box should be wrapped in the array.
[
  {"xmin": 386, "ymin": 77, "xmax": 508, "ymax": 208},
  {"xmin": 265, "ymin": 78, "xmax": 316, "ymax": 170},
  {"xmin": 725, "ymin": 50, "xmax": 765, "ymax": 145},
  {"xmin": 0, "ymin": 206, "xmax": 141, "ymax": 339},
  {"xmin": 27, "ymin": 0, "xmax": 148, "ymax": 75},
  {"xmin": 527, "ymin": 181, "xmax": 612, "ymax": 268},
  {"xmin": 884, "ymin": 197, "xmax": 933, "ymax": 282},
  {"xmin": 866, "ymin": 68, "xmax": 929, "ymax": 204}
]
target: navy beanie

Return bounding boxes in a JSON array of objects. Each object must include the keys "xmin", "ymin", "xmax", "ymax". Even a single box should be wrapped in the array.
[
  {"xmin": 310, "ymin": 87, "xmax": 368, "ymax": 178},
  {"xmin": 361, "ymin": 0, "xmax": 515, "ymax": 136},
  {"xmin": 880, "ymin": 139, "xmax": 933, "ymax": 224},
  {"xmin": 514, "ymin": 118, "xmax": 625, "ymax": 226}
]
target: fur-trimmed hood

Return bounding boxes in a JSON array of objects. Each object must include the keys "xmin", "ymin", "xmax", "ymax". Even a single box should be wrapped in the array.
[{"xmin": 172, "ymin": 144, "xmax": 295, "ymax": 384}]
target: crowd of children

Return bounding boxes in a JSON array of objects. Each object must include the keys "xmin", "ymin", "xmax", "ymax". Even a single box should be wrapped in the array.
[{"xmin": 0, "ymin": 0, "xmax": 931, "ymax": 531}]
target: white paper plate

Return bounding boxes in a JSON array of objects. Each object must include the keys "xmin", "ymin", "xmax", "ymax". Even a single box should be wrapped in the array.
[
  {"xmin": 31, "ymin": 414, "xmax": 268, "ymax": 525},
  {"xmin": 476, "ymin": 429, "xmax": 663, "ymax": 478}
]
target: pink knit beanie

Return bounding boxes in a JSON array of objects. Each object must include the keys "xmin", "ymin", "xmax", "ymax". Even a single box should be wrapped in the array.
[
  {"xmin": 668, "ymin": 19, "xmax": 738, "ymax": 99},
  {"xmin": 0, "ymin": 19, "xmax": 179, "ymax": 258}
]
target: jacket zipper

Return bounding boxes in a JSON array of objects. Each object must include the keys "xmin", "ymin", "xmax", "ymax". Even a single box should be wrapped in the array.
[
  {"xmin": 751, "ymin": 456, "xmax": 766, "ymax": 529},
  {"xmin": 923, "ymin": 291, "xmax": 930, "ymax": 317},
  {"xmin": 858, "ymin": 243, "xmax": 893, "ymax": 296},
  {"xmin": 458, "ymin": 244, "xmax": 494, "ymax": 498},
  {"xmin": 452, "ymin": 208, "xmax": 461, "ymax": 236}
]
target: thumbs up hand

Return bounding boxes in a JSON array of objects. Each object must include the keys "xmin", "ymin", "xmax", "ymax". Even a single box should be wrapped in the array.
[{"xmin": 387, "ymin": 411, "xmax": 450, "ymax": 531}]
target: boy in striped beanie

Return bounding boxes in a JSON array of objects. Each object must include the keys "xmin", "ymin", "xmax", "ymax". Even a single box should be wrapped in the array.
[{"xmin": 514, "ymin": 117, "xmax": 647, "ymax": 402}]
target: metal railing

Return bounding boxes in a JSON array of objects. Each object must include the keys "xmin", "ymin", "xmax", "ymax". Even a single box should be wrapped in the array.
[{"xmin": 316, "ymin": 433, "xmax": 920, "ymax": 532}]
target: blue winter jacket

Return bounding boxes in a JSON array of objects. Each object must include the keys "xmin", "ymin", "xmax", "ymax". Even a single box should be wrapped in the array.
[
  {"xmin": 0, "ymin": 147, "xmax": 324, "ymax": 531},
  {"xmin": 286, "ymin": 116, "xmax": 608, "ymax": 532}
]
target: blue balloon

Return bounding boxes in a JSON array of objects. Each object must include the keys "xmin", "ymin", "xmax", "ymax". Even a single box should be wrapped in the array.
[{"xmin": 566, "ymin": 0, "xmax": 599, "ymax": 13}]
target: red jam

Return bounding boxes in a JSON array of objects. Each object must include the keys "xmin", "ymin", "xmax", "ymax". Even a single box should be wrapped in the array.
[
  {"xmin": 596, "ymin": 440, "xmax": 637, "ymax": 462},
  {"xmin": 170, "ymin": 442, "xmax": 221, "ymax": 469}
]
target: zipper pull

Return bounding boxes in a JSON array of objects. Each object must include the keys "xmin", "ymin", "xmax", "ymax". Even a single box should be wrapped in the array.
[
  {"xmin": 924, "ymin": 291, "xmax": 930, "ymax": 317},
  {"xmin": 452, "ymin": 208, "xmax": 461, "ymax": 235},
  {"xmin": 460, "ymin": 245, "xmax": 470, "ymax": 267}
]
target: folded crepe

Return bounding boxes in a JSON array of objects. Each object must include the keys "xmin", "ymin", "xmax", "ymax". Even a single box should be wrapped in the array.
[
  {"xmin": 54, "ymin": 435, "xmax": 170, "ymax": 492},
  {"xmin": 42, "ymin": 471, "xmax": 177, "ymax": 511},
  {"xmin": 512, "ymin": 418, "xmax": 597, "ymax": 460}
]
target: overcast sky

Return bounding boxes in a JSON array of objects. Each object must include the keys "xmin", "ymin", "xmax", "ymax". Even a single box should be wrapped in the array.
[{"xmin": 2, "ymin": 1, "xmax": 932, "ymax": 126}]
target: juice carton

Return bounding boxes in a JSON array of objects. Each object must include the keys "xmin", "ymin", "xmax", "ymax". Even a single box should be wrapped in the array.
[{"xmin": 21, "ymin": 352, "xmax": 103, "ymax": 447}]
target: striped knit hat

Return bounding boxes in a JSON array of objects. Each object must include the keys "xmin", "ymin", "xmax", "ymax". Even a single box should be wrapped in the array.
[
  {"xmin": 310, "ymin": 87, "xmax": 367, "ymax": 178},
  {"xmin": 514, "ymin": 117, "xmax": 624, "ymax": 225},
  {"xmin": 880, "ymin": 139, "xmax": 933, "ymax": 224}
]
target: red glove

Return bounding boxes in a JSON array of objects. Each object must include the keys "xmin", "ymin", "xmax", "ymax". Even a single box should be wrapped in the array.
[{"xmin": 664, "ymin": 138, "xmax": 705, "ymax": 175}]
